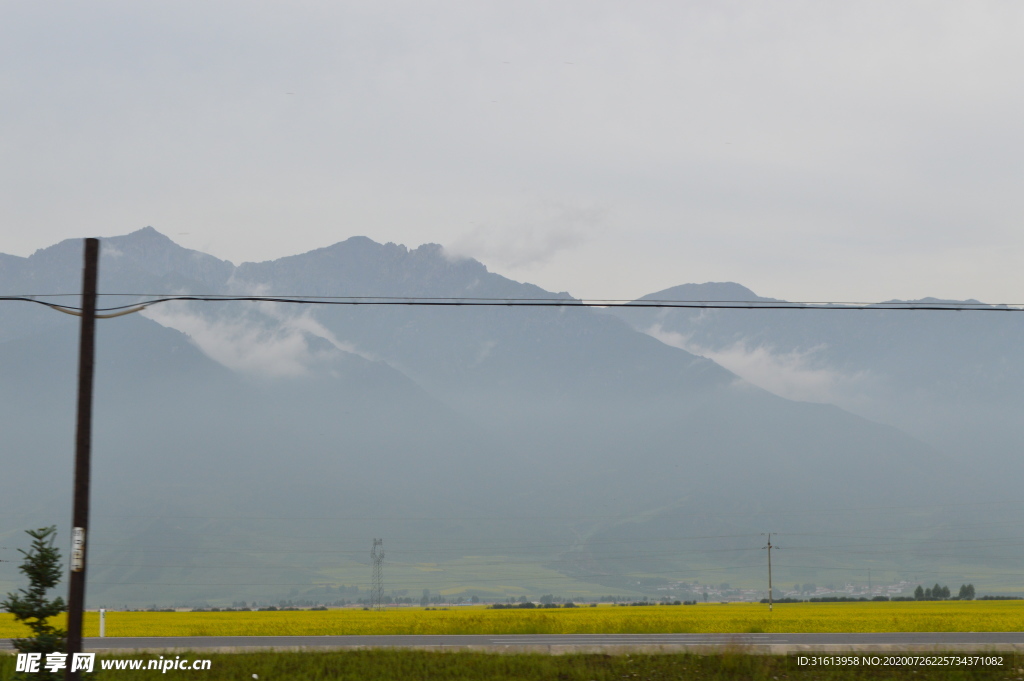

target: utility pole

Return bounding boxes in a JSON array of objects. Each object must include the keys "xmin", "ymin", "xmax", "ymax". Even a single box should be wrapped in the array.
[
  {"xmin": 371, "ymin": 539, "xmax": 384, "ymax": 610},
  {"xmin": 762, "ymin": 533, "xmax": 775, "ymax": 612},
  {"xmin": 67, "ymin": 238, "xmax": 99, "ymax": 681}
]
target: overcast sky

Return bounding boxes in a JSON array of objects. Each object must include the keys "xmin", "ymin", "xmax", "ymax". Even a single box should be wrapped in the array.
[{"xmin": 2, "ymin": 2, "xmax": 1022, "ymax": 302}]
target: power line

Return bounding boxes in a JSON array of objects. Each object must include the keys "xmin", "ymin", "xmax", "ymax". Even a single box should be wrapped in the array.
[
  {"xmin": 4, "ymin": 294, "xmax": 1024, "ymax": 316},
  {"xmin": 19, "ymin": 293, "xmax": 1024, "ymax": 305},
  {"xmin": 78, "ymin": 537, "xmax": 951, "ymax": 553},
  {"xmin": 68, "ymin": 523, "xmax": 1024, "ymax": 555},
  {"xmin": 84, "ymin": 546, "xmax": 766, "ymax": 569},
  {"xmin": 86, "ymin": 530, "xmax": 763, "ymax": 549},
  {"xmin": 80, "ymin": 496, "xmax": 1024, "ymax": 521},
  {"xmin": 87, "ymin": 563, "xmax": 767, "ymax": 587},
  {"xmin": 74, "ymin": 514, "xmax": 1024, "ymax": 541}
]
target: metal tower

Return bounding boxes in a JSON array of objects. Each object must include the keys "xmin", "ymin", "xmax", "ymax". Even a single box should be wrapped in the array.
[
  {"xmin": 762, "ymin": 532, "xmax": 778, "ymax": 611},
  {"xmin": 371, "ymin": 538, "xmax": 384, "ymax": 610}
]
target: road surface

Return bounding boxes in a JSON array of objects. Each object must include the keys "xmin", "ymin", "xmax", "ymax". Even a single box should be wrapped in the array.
[{"xmin": 5, "ymin": 632, "xmax": 1024, "ymax": 653}]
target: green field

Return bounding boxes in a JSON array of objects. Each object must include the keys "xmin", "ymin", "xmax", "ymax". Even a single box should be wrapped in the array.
[{"xmin": 2, "ymin": 601, "xmax": 1022, "ymax": 639}]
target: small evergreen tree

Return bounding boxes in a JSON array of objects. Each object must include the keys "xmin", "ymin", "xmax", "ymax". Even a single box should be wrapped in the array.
[
  {"xmin": 914, "ymin": 585, "xmax": 924, "ymax": 600},
  {"xmin": 1, "ymin": 527, "xmax": 67, "ymax": 663}
]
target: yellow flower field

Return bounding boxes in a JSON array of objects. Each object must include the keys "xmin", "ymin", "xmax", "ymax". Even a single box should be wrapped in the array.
[{"xmin": 1, "ymin": 601, "xmax": 1021, "ymax": 638}]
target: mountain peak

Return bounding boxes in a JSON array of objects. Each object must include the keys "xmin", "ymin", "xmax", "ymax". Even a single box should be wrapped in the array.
[
  {"xmin": 126, "ymin": 225, "xmax": 170, "ymax": 240},
  {"xmin": 107, "ymin": 226, "xmax": 198, "ymax": 253},
  {"xmin": 103, "ymin": 227, "xmax": 235, "ymax": 285},
  {"xmin": 637, "ymin": 282, "xmax": 779, "ymax": 303},
  {"xmin": 334, "ymin": 235, "xmax": 381, "ymax": 249}
]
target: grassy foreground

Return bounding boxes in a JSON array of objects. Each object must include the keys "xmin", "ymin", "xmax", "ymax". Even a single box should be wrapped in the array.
[
  {"xmin": 1, "ymin": 650, "xmax": 1021, "ymax": 681},
  {"xmin": 2, "ymin": 601, "xmax": 1022, "ymax": 638}
]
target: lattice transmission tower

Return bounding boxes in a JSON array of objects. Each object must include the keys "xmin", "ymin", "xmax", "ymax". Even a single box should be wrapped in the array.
[{"xmin": 371, "ymin": 538, "xmax": 385, "ymax": 610}]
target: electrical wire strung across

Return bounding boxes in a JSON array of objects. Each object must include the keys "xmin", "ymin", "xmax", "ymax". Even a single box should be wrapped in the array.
[{"xmin": 4, "ymin": 294, "xmax": 1024, "ymax": 316}]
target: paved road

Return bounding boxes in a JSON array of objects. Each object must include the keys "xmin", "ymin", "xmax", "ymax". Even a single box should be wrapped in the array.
[{"xmin": 5, "ymin": 632, "xmax": 1024, "ymax": 653}]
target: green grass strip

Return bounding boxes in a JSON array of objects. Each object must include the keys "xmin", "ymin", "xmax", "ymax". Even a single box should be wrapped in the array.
[{"xmin": 2, "ymin": 650, "xmax": 1020, "ymax": 680}]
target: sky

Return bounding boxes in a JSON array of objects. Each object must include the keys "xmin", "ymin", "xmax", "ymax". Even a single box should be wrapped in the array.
[{"xmin": 2, "ymin": 1, "xmax": 1022, "ymax": 303}]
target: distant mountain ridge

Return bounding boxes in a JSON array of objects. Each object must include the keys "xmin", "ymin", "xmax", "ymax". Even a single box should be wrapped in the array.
[
  {"xmin": 610, "ymin": 281, "xmax": 1024, "ymax": 460},
  {"xmin": 0, "ymin": 228, "xmax": 1015, "ymax": 606}
]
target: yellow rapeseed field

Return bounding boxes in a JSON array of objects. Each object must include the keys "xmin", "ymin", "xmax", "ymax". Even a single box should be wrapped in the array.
[{"xmin": 1, "ymin": 601, "xmax": 1021, "ymax": 638}]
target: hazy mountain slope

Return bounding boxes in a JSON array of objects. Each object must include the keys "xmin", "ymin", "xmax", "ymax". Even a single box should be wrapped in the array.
[
  {"xmin": 187, "ymin": 236, "xmax": 965, "ymax": 527},
  {"xmin": 0, "ymin": 231, "xmax": 1006, "ymax": 605},
  {"xmin": 607, "ymin": 283, "xmax": 1024, "ymax": 461},
  {"xmin": 0, "ymin": 313, "xmax": 530, "ymax": 605}
]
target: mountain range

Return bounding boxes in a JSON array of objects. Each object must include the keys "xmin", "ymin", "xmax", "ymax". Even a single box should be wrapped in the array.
[{"xmin": 1, "ymin": 228, "xmax": 1019, "ymax": 606}]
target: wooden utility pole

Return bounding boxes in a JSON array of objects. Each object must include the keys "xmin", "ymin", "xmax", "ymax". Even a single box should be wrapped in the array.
[{"xmin": 66, "ymin": 238, "xmax": 99, "ymax": 681}]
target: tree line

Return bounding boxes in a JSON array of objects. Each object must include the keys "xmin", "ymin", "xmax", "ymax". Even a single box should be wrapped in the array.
[{"xmin": 913, "ymin": 583, "xmax": 975, "ymax": 600}]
